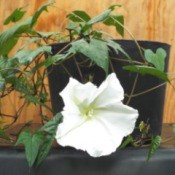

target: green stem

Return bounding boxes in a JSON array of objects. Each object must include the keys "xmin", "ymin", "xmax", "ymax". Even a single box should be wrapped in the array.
[
  {"xmin": 111, "ymin": 57, "xmax": 146, "ymax": 65},
  {"xmin": 110, "ymin": 16, "xmax": 145, "ymax": 61},
  {"xmin": 125, "ymin": 82, "xmax": 166, "ymax": 98},
  {"xmin": 126, "ymin": 73, "xmax": 139, "ymax": 105},
  {"xmin": 73, "ymin": 56, "xmax": 83, "ymax": 81},
  {"xmin": 162, "ymin": 137, "xmax": 175, "ymax": 144}
]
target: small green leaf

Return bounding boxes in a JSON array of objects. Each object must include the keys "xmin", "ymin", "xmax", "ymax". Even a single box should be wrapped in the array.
[
  {"xmin": 108, "ymin": 5, "xmax": 122, "ymax": 10},
  {"xmin": 3, "ymin": 8, "xmax": 26, "ymax": 25},
  {"xmin": 106, "ymin": 40, "xmax": 131, "ymax": 60},
  {"xmin": 0, "ymin": 18, "xmax": 32, "ymax": 55},
  {"xmin": 15, "ymin": 46, "xmax": 52, "ymax": 65},
  {"xmin": 71, "ymin": 39, "xmax": 109, "ymax": 74},
  {"xmin": 30, "ymin": 1, "xmax": 54, "ymax": 28},
  {"xmin": 67, "ymin": 21, "xmax": 76, "ymax": 30},
  {"xmin": 0, "ymin": 38, "xmax": 18, "ymax": 56},
  {"xmin": 67, "ymin": 10, "xmax": 91, "ymax": 22},
  {"xmin": 33, "ymin": 48, "xmax": 75, "ymax": 71},
  {"xmin": 139, "ymin": 121, "xmax": 146, "ymax": 132},
  {"xmin": 0, "ymin": 56, "xmax": 19, "ymax": 86},
  {"xmin": 39, "ymin": 113, "xmax": 63, "ymax": 133},
  {"xmin": 123, "ymin": 65, "xmax": 169, "ymax": 81},
  {"xmin": 104, "ymin": 15, "xmax": 124, "ymax": 37},
  {"xmin": 35, "ymin": 113, "xmax": 62, "ymax": 167},
  {"xmin": 147, "ymin": 135, "xmax": 161, "ymax": 161},
  {"xmin": 25, "ymin": 95, "xmax": 52, "ymax": 111},
  {"xmin": 119, "ymin": 135, "xmax": 133, "ymax": 149},
  {"xmin": 88, "ymin": 9, "xmax": 111, "ymax": 25},
  {"xmin": 16, "ymin": 131, "xmax": 44, "ymax": 167},
  {"xmin": 43, "ymin": 54, "xmax": 68, "ymax": 67},
  {"xmin": 13, "ymin": 77, "xmax": 34, "ymax": 96},
  {"xmin": 144, "ymin": 48, "xmax": 167, "ymax": 72}
]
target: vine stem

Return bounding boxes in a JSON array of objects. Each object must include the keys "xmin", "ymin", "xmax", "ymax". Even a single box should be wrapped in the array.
[
  {"xmin": 109, "ymin": 16, "xmax": 145, "ymax": 61},
  {"xmin": 126, "ymin": 73, "xmax": 139, "ymax": 105},
  {"xmin": 125, "ymin": 77, "xmax": 175, "ymax": 98},
  {"xmin": 162, "ymin": 137, "xmax": 175, "ymax": 144},
  {"xmin": 73, "ymin": 56, "xmax": 83, "ymax": 81},
  {"xmin": 111, "ymin": 57, "xmax": 146, "ymax": 65}
]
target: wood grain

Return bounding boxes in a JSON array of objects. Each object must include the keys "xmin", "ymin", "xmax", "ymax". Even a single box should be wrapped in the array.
[{"xmin": 0, "ymin": 0, "xmax": 175, "ymax": 123}]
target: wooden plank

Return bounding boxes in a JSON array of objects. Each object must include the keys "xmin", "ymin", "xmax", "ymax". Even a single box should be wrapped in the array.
[{"xmin": 0, "ymin": 0, "xmax": 175, "ymax": 123}]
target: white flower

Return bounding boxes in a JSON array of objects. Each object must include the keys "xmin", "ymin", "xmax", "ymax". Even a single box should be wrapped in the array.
[{"xmin": 55, "ymin": 73, "xmax": 138, "ymax": 157}]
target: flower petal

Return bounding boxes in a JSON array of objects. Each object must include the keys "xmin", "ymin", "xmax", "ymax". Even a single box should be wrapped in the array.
[
  {"xmin": 56, "ymin": 117, "xmax": 124, "ymax": 157},
  {"xmin": 60, "ymin": 77, "xmax": 97, "ymax": 113},
  {"xmin": 92, "ymin": 73, "xmax": 124, "ymax": 108},
  {"xmin": 56, "ymin": 103, "xmax": 138, "ymax": 157},
  {"xmin": 94, "ymin": 102, "xmax": 138, "ymax": 137}
]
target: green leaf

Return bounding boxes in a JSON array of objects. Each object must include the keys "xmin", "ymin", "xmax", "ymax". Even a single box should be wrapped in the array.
[
  {"xmin": 88, "ymin": 9, "xmax": 111, "ymax": 25},
  {"xmin": 0, "ymin": 74, "xmax": 5, "ymax": 90},
  {"xmin": 3, "ymin": 8, "xmax": 26, "ymax": 25},
  {"xmin": 144, "ymin": 48, "xmax": 167, "ymax": 72},
  {"xmin": 15, "ymin": 46, "xmax": 52, "ymax": 65},
  {"xmin": 108, "ymin": 4, "xmax": 122, "ymax": 10},
  {"xmin": 35, "ymin": 113, "xmax": 62, "ymax": 167},
  {"xmin": 104, "ymin": 15, "xmax": 124, "ymax": 37},
  {"xmin": 30, "ymin": 1, "xmax": 54, "ymax": 28},
  {"xmin": 35, "ymin": 134, "xmax": 54, "ymax": 167},
  {"xmin": 43, "ymin": 54, "xmax": 69, "ymax": 68},
  {"xmin": 0, "ymin": 128, "xmax": 10, "ymax": 140},
  {"xmin": 13, "ymin": 77, "xmax": 34, "ymax": 96},
  {"xmin": 71, "ymin": 39, "xmax": 109, "ymax": 74},
  {"xmin": 119, "ymin": 135, "xmax": 133, "ymax": 149},
  {"xmin": 67, "ymin": 10, "xmax": 91, "ymax": 22},
  {"xmin": 0, "ymin": 18, "xmax": 32, "ymax": 55},
  {"xmin": 33, "ymin": 47, "xmax": 75, "ymax": 71},
  {"xmin": 0, "ymin": 38, "xmax": 18, "ymax": 56},
  {"xmin": 67, "ymin": 21, "xmax": 76, "ymax": 30},
  {"xmin": 0, "ymin": 56, "xmax": 19, "ymax": 86},
  {"xmin": 16, "ymin": 131, "xmax": 44, "ymax": 167},
  {"xmin": 106, "ymin": 40, "xmax": 131, "ymax": 60},
  {"xmin": 123, "ymin": 65, "xmax": 169, "ymax": 81},
  {"xmin": 147, "ymin": 135, "xmax": 161, "ymax": 161},
  {"xmin": 25, "ymin": 95, "xmax": 52, "ymax": 111},
  {"xmin": 39, "ymin": 113, "xmax": 63, "ymax": 133}
]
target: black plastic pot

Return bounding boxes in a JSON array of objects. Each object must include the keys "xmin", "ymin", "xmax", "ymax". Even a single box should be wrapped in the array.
[
  {"xmin": 0, "ymin": 146, "xmax": 175, "ymax": 175},
  {"xmin": 47, "ymin": 40, "xmax": 170, "ymax": 136}
]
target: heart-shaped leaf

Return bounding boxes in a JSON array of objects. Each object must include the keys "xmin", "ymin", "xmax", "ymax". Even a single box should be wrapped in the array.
[
  {"xmin": 16, "ymin": 131, "xmax": 44, "ymax": 168},
  {"xmin": 35, "ymin": 113, "xmax": 63, "ymax": 167},
  {"xmin": 144, "ymin": 48, "xmax": 167, "ymax": 72}
]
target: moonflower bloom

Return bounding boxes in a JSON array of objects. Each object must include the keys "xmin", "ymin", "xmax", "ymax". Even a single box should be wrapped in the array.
[{"xmin": 56, "ymin": 73, "xmax": 138, "ymax": 157}]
